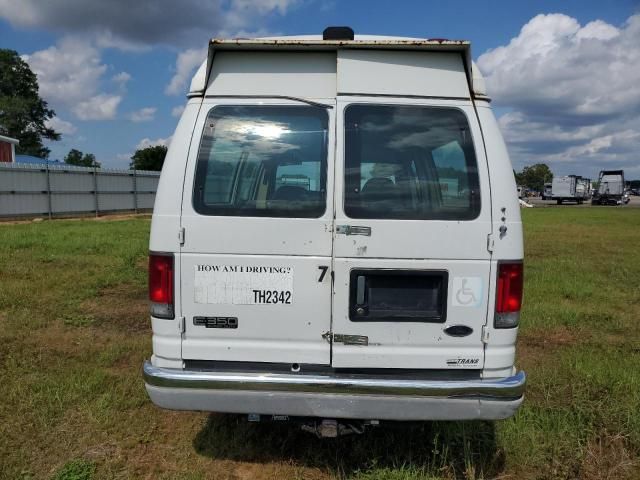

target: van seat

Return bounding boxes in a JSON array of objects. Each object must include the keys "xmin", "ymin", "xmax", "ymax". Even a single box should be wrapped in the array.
[
  {"xmin": 272, "ymin": 185, "xmax": 309, "ymax": 201},
  {"xmin": 361, "ymin": 177, "xmax": 397, "ymax": 201}
]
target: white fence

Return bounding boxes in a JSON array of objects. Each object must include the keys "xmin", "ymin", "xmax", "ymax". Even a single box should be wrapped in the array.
[{"xmin": 0, "ymin": 162, "xmax": 160, "ymax": 218}]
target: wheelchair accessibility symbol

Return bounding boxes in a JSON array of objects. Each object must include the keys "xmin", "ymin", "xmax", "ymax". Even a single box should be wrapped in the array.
[{"xmin": 452, "ymin": 277, "xmax": 483, "ymax": 307}]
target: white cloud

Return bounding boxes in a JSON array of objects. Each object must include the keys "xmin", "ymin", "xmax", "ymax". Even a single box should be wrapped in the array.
[
  {"xmin": 171, "ymin": 105, "xmax": 185, "ymax": 117},
  {"xmin": 163, "ymin": 7, "xmax": 289, "ymax": 96},
  {"xmin": 45, "ymin": 116, "xmax": 77, "ymax": 135},
  {"xmin": 136, "ymin": 136, "xmax": 172, "ymax": 150},
  {"xmin": 94, "ymin": 30, "xmax": 153, "ymax": 52},
  {"xmin": 128, "ymin": 107, "xmax": 157, "ymax": 122},
  {"xmin": 112, "ymin": 71, "xmax": 131, "ymax": 87},
  {"xmin": 0, "ymin": 0, "xmax": 300, "ymax": 49},
  {"xmin": 5, "ymin": 1, "xmax": 301, "ymax": 107},
  {"xmin": 165, "ymin": 48, "xmax": 206, "ymax": 96},
  {"xmin": 23, "ymin": 37, "xmax": 106, "ymax": 107},
  {"xmin": 222, "ymin": 0, "xmax": 299, "ymax": 34},
  {"xmin": 575, "ymin": 19, "xmax": 620, "ymax": 41},
  {"xmin": 24, "ymin": 36, "xmax": 125, "ymax": 121},
  {"xmin": 73, "ymin": 94, "xmax": 122, "ymax": 120},
  {"xmin": 478, "ymin": 14, "xmax": 640, "ymax": 177}
]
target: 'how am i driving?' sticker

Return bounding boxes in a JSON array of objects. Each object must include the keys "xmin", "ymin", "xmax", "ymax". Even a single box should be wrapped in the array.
[{"xmin": 194, "ymin": 264, "xmax": 294, "ymax": 305}]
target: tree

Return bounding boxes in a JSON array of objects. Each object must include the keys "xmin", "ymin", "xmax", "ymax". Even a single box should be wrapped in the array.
[
  {"xmin": 514, "ymin": 169, "xmax": 523, "ymax": 186},
  {"xmin": 130, "ymin": 145, "xmax": 167, "ymax": 171},
  {"xmin": 0, "ymin": 49, "xmax": 60, "ymax": 158},
  {"xmin": 516, "ymin": 163, "xmax": 553, "ymax": 192},
  {"xmin": 64, "ymin": 148, "xmax": 100, "ymax": 167}
]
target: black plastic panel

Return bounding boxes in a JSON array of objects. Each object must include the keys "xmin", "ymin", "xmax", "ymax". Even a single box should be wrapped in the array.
[{"xmin": 349, "ymin": 270, "xmax": 448, "ymax": 322}]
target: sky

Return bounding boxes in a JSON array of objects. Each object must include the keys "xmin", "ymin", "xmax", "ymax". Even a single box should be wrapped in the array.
[{"xmin": 0, "ymin": 0, "xmax": 639, "ymax": 178}]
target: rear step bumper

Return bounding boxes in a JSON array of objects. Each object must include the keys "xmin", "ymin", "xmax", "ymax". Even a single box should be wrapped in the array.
[{"xmin": 143, "ymin": 361, "xmax": 526, "ymax": 420}]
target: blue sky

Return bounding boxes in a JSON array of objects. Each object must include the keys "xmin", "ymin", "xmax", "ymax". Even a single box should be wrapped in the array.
[{"xmin": 1, "ymin": 0, "xmax": 639, "ymax": 177}]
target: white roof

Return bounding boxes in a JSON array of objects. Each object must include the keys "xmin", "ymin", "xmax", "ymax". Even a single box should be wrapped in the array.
[
  {"xmin": 189, "ymin": 34, "xmax": 488, "ymax": 99},
  {"xmin": 0, "ymin": 134, "xmax": 19, "ymax": 145}
]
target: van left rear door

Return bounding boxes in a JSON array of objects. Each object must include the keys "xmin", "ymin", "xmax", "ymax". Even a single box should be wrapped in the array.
[{"xmin": 179, "ymin": 99, "xmax": 334, "ymax": 365}]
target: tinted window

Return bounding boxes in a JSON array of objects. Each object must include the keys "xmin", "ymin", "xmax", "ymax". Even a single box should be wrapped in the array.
[
  {"xmin": 193, "ymin": 106, "xmax": 328, "ymax": 217},
  {"xmin": 344, "ymin": 105, "xmax": 480, "ymax": 220}
]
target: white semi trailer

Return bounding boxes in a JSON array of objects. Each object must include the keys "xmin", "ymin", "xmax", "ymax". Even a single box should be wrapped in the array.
[{"xmin": 552, "ymin": 175, "xmax": 588, "ymax": 204}]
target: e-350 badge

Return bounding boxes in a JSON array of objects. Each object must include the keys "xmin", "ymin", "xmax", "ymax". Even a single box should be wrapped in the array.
[{"xmin": 193, "ymin": 317, "xmax": 238, "ymax": 329}]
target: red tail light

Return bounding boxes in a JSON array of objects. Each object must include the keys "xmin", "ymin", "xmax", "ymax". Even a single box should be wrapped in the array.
[
  {"xmin": 495, "ymin": 261, "xmax": 523, "ymax": 328},
  {"xmin": 149, "ymin": 253, "xmax": 174, "ymax": 319}
]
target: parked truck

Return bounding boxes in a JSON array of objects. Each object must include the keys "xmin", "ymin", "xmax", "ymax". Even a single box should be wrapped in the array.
[
  {"xmin": 576, "ymin": 177, "xmax": 590, "ymax": 199},
  {"xmin": 552, "ymin": 175, "xmax": 588, "ymax": 204},
  {"xmin": 542, "ymin": 183, "xmax": 552, "ymax": 200},
  {"xmin": 592, "ymin": 170, "xmax": 626, "ymax": 205}
]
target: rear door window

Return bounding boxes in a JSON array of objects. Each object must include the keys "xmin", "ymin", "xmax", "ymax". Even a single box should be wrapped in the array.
[
  {"xmin": 344, "ymin": 105, "xmax": 480, "ymax": 220},
  {"xmin": 193, "ymin": 105, "xmax": 328, "ymax": 217}
]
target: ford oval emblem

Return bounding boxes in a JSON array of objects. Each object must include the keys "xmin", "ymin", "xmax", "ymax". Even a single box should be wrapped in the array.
[{"xmin": 443, "ymin": 325, "xmax": 473, "ymax": 337}]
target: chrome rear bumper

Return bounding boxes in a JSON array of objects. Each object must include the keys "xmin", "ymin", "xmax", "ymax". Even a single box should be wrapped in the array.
[
  {"xmin": 144, "ymin": 361, "xmax": 525, "ymax": 398},
  {"xmin": 143, "ymin": 361, "xmax": 526, "ymax": 420}
]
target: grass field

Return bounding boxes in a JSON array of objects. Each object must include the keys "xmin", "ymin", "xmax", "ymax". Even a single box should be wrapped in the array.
[{"xmin": 1, "ymin": 209, "xmax": 639, "ymax": 479}]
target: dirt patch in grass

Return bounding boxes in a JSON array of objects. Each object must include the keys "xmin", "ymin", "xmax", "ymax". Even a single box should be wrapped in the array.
[
  {"xmin": 517, "ymin": 325, "xmax": 583, "ymax": 364},
  {"xmin": 515, "ymin": 326, "xmax": 585, "ymax": 405},
  {"xmin": 579, "ymin": 433, "xmax": 639, "ymax": 480},
  {"xmin": 0, "ymin": 213, "xmax": 151, "ymax": 226},
  {"xmin": 81, "ymin": 283, "xmax": 149, "ymax": 332},
  {"xmin": 111, "ymin": 412, "xmax": 278, "ymax": 480},
  {"xmin": 93, "ymin": 213, "xmax": 152, "ymax": 222},
  {"xmin": 230, "ymin": 461, "xmax": 326, "ymax": 480},
  {"xmin": 15, "ymin": 322, "xmax": 144, "ymax": 375},
  {"xmin": 31, "ymin": 323, "xmax": 98, "ymax": 358}
]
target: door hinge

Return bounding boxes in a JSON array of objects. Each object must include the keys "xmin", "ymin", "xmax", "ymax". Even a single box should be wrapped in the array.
[
  {"xmin": 322, "ymin": 331, "xmax": 369, "ymax": 346},
  {"xmin": 178, "ymin": 316, "xmax": 185, "ymax": 334},
  {"xmin": 336, "ymin": 225, "xmax": 371, "ymax": 236},
  {"xmin": 486, "ymin": 233, "xmax": 494, "ymax": 253},
  {"xmin": 481, "ymin": 325, "xmax": 490, "ymax": 343},
  {"xmin": 178, "ymin": 227, "xmax": 185, "ymax": 246}
]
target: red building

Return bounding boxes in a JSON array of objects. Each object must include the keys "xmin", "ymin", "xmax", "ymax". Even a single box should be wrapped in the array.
[{"xmin": 0, "ymin": 135, "xmax": 19, "ymax": 162}]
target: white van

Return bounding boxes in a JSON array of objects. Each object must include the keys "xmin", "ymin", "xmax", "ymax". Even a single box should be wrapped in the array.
[{"xmin": 144, "ymin": 28, "xmax": 525, "ymax": 431}]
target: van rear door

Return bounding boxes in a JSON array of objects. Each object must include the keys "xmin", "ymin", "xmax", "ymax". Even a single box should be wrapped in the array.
[
  {"xmin": 179, "ymin": 99, "xmax": 334, "ymax": 365},
  {"xmin": 331, "ymin": 98, "xmax": 492, "ymax": 369}
]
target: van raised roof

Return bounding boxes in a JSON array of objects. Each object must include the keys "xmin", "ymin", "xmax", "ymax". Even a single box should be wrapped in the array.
[{"xmin": 188, "ymin": 34, "xmax": 489, "ymax": 100}]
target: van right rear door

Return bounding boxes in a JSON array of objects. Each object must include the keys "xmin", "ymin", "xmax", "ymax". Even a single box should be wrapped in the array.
[{"xmin": 330, "ymin": 97, "xmax": 493, "ymax": 370}]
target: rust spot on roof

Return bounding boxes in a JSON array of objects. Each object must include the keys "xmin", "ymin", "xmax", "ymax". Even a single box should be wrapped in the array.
[{"xmin": 210, "ymin": 38, "xmax": 470, "ymax": 47}]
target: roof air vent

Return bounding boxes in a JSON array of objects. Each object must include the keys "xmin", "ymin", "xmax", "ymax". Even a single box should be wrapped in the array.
[{"xmin": 323, "ymin": 26, "xmax": 354, "ymax": 41}]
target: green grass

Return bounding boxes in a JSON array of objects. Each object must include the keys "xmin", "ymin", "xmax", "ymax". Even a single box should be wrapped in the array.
[
  {"xmin": 52, "ymin": 460, "xmax": 96, "ymax": 480},
  {"xmin": 0, "ymin": 210, "xmax": 639, "ymax": 479}
]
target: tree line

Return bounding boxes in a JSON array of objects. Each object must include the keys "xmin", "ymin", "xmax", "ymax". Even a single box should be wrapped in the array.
[
  {"xmin": 514, "ymin": 163, "xmax": 553, "ymax": 193},
  {"xmin": 62, "ymin": 145, "xmax": 167, "ymax": 170},
  {"xmin": 1, "ymin": 49, "xmax": 167, "ymax": 171}
]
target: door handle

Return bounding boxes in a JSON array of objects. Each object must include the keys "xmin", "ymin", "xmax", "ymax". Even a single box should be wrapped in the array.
[
  {"xmin": 356, "ymin": 275, "xmax": 366, "ymax": 305},
  {"xmin": 336, "ymin": 225, "xmax": 371, "ymax": 236}
]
